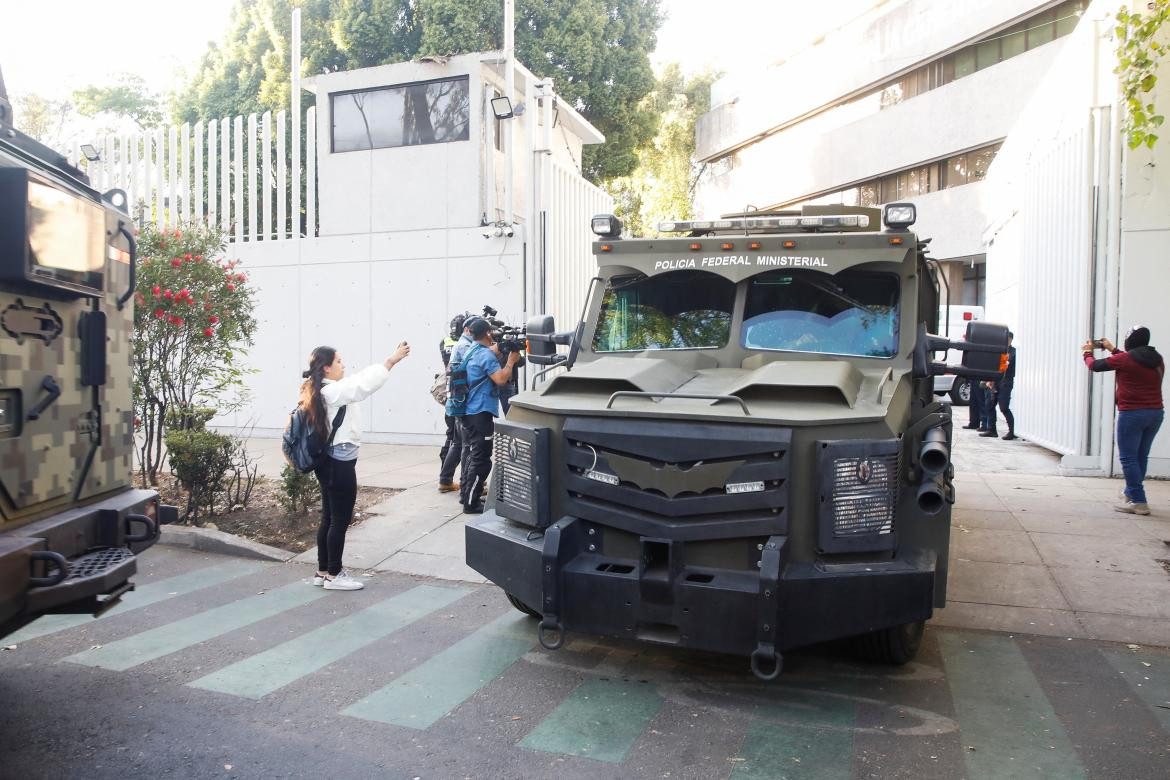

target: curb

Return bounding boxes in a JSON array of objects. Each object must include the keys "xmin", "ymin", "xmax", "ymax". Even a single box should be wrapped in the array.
[{"xmin": 158, "ymin": 525, "xmax": 297, "ymax": 562}]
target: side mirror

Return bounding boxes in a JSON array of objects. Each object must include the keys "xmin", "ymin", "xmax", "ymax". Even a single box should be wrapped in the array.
[
  {"xmin": 525, "ymin": 314, "xmax": 559, "ymax": 365},
  {"xmin": 913, "ymin": 322, "xmax": 1009, "ymax": 380}
]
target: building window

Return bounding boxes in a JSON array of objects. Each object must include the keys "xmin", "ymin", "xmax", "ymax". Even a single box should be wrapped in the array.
[
  {"xmin": 331, "ymin": 76, "xmax": 471, "ymax": 153},
  {"xmin": 962, "ymin": 262, "xmax": 986, "ymax": 307}
]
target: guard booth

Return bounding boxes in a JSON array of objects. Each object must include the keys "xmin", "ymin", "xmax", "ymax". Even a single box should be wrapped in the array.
[{"xmin": 83, "ymin": 52, "xmax": 613, "ymax": 442}]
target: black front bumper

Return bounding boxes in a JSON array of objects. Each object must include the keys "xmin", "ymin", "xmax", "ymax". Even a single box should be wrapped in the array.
[
  {"xmin": 466, "ymin": 510, "xmax": 936, "ymax": 659},
  {"xmin": 0, "ymin": 489, "xmax": 169, "ymax": 636}
]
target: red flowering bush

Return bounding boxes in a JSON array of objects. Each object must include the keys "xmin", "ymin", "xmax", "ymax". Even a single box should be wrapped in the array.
[{"xmin": 132, "ymin": 222, "xmax": 257, "ymax": 485}]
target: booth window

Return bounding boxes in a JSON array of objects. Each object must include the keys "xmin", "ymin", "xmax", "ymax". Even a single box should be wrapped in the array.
[{"xmin": 331, "ymin": 76, "xmax": 470, "ymax": 153}]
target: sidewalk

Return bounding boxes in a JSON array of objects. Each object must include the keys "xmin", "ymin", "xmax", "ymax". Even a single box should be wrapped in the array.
[{"xmin": 241, "ymin": 427, "xmax": 1170, "ymax": 647}]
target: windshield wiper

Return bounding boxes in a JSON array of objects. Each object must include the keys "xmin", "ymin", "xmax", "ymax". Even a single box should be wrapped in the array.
[{"xmin": 794, "ymin": 276, "xmax": 880, "ymax": 316}]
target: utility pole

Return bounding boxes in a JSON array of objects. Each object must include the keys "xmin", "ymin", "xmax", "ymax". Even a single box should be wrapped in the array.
[
  {"xmin": 504, "ymin": 0, "xmax": 515, "ymax": 227},
  {"xmin": 291, "ymin": 8, "xmax": 302, "ymax": 238}
]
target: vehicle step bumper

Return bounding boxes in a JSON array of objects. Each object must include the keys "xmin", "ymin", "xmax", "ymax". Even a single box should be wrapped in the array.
[{"xmin": 466, "ymin": 511, "xmax": 936, "ymax": 659}]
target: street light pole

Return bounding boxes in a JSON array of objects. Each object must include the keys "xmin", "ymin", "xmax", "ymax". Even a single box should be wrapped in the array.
[{"xmin": 504, "ymin": 0, "xmax": 514, "ymax": 227}]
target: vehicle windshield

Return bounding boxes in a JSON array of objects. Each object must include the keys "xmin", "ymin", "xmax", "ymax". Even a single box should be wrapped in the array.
[
  {"xmin": 593, "ymin": 270, "xmax": 735, "ymax": 352},
  {"xmin": 741, "ymin": 269, "xmax": 900, "ymax": 358}
]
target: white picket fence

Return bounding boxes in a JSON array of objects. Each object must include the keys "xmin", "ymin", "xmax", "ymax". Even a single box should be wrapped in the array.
[{"xmin": 83, "ymin": 107, "xmax": 319, "ymax": 241}]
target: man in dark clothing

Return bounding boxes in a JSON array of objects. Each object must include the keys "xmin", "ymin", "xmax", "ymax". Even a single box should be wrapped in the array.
[
  {"xmin": 980, "ymin": 332, "xmax": 1017, "ymax": 439},
  {"xmin": 1083, "ymin": 326, "xmax": 1165, "ymax": 515},
  {"xmin": 437, "ymin": 312, "xmax": 470, "ymax": 493},
  {"xmin": 963, "ymin": 380, "xmax": 985, "ymax": 430}
]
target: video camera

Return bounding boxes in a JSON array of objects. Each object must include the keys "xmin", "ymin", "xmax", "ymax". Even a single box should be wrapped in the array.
[{"xmin": 481, "ymin": 305, "xmax": 526, "ymax": 361}]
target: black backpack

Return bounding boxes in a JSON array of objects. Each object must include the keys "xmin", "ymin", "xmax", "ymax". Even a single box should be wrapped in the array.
[{"xmin": 282, "ymin": 405, "xmax": 346, "ymax": 473}]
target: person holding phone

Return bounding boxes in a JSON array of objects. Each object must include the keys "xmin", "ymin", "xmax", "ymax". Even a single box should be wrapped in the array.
[
  {"xmin": 1083, "ymin": 327, "xmax": 1164, "ymax": 516},
  {"xmin": 301, "ymin": 341, "xmax": 411, "ymax": 590}
]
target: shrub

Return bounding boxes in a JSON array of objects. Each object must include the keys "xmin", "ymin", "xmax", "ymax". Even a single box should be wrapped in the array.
[
  {"xmin": 278, "ymin": 464, "xmax": 321, "ymax": 514},
  {"xmin": 166, "ymin": 429, "xmax": 235, "ymax": 522}
]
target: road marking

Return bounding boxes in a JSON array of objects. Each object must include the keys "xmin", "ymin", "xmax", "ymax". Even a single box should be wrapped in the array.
[
  {"xmin": 938, "ymin": 632, "xmax": 1087, "ymax": 779},
  {"xmin": 519, "ymin": 677, "xmax": 663, "ymax": 763},
  {"xmin": 342, "ymin": 611, "xmax": 532, "ymax": 729},
  {"xmin": 63, "ymin": 581, "xmax": 327, "ymax": 671},
  {"xmin": 1101, "ymin": 647, "xmax": 1170, "ymax": 731},
  {"xmin": 188, "ymin": 584, "xmax": 470, "ymax": 699},
  {"xmin": 730, "ymin": 688, "xmax": 856, "ymax": 780},
  {"xmin": 5, "ymin": 560, "xmax": 265, "ymax": 644}
]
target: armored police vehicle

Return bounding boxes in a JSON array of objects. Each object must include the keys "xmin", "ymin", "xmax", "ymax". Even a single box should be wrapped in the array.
[
  {"xmin": 465, "ymin": 203, "xmax": 1007, "ymax": 679},
  {"xmin": 0, "ymin": 67, "xmax": 168, "ymax": 639}
]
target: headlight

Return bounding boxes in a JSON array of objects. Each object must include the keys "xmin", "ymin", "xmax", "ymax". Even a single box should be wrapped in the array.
[
  {"xmin": 816, "ymin": 439, "xmax": 901, "ymax": 553},
  {"xmin": 591, "ymin": 213, "xmax": 623, "ymax": 238},
  {"xmin": 492, "ymin": 421, "xmax": 551, "ymax": 528},
  {"xmin": 883, "ymin": 202, "xmax": 917, "ymax": 229}
]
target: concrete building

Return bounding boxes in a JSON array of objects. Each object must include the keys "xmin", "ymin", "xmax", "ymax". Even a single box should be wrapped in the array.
[
  {"xmin": 693, "ymin": 0, "xmax": 1089, "ymax": 306},
  {"xmin": 982, "ymin": 0, "xmax": 1170, "ymax": 478}
]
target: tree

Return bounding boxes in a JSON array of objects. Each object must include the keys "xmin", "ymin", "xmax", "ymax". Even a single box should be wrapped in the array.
[
  {"xmin": 11, "ymin": 93, "xmax": 73, "ymax": 149},
  {"xmin": 172, "ymin": 0, "xmax": 662, "ymax": 182},
  {"xmin": 132, "ymin": 223, "xmax": 257, "ymax": 485},
  {"xmin": 73, "ymin": 74, "xmax": 163, "ymax": 129},
  {"xmin": 606, "ymin": 64, "xmax": 719, "ymax": 236}
]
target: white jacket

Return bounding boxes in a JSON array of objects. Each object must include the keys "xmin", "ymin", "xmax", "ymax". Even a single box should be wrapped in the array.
[{"xmin": 320, "ymin": 363, "xmax": 391, "ymax": 448}]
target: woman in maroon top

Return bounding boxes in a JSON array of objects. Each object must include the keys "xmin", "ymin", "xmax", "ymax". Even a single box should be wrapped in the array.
[{"xmin": 1082, "ymin": 326, "xmax": 1165, "ymax": 515}]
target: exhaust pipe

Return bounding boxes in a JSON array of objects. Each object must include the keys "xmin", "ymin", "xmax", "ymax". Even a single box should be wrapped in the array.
[
  {"xmin": 920, "ymin": 426, "xmax": 950, "ymax": 477},
  {"xmin": 917, "ymin": 476, "xmax": 946, "ymax": 515}
]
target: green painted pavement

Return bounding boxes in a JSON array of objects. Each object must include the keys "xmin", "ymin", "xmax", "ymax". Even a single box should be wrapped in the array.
[
  {"xmin": 1101, "ymin": 647, "xmax": 1170, "ymax": 731},
  {"xmin": 343, "ymin": 611, "xmax": 533, "ymax": 729},
  {"xmin": 730, "ymin": 687, "xmax": 856, "ymax": 780},
  {"xmin": 188, "ymin": 584, "xmax": 470, "ymax": 699},
  {"xmin": 5, "ymin": 560, "xmax": 265, "ymax": 645},
  {"xmin": 519, "ymin": 677, "xmax": 663, "ymax": 764},
  {"xmin": 939, "ymin": 632, "xmax": 1087, "ymax": 779},
  {"xmin": 64, "ymin": 581, "xmax": 327, "ymax": 671}
]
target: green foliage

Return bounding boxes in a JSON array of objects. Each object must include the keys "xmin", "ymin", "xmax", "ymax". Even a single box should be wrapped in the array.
[
  {"xmin": 165, "ymin": 429, "xmax": 236, "ymax": 521},
  {"xmin": 278, "ymin": 464, "xmax": 321, "ymax": 513},
  {"xmin": 1115, "ymin": 1, "xmax": 1169, "ymax": 149},
  {"xmin": 606, "ymin": 64, "xmax": 719, "ymax": 236},
  {"xmin": 73, "ymin": 74, "xmax": 163, "ymax": 129},
  {"xmin": 10, "ymin": 93, "xmax": 73, "ymax": 149},
  {"xmin": 172, "ymin": 0, "xmax": 663, "ymax": 182},
  {"xmin": 132, "ymin": 222, "xmax": 258, "ymax": 485}
]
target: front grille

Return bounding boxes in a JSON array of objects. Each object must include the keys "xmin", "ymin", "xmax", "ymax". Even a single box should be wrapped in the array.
[
  {"xmin": 494, "ymin": 432, "xmax": 535, "ymax": 513},
  {"xmin": 828, "ymin": 453, "xmax": 899, "ymax": 537},
  {"xmin": 563, "ymin": 417, "xmax": 790, "ymax": 538},
  {"xmin": 491, "ymin": 421, "xmax": 551, "ymax": 528},
  {"xmin": 816, "ymin": 438, "xmax": 902, "ymax": 554}
]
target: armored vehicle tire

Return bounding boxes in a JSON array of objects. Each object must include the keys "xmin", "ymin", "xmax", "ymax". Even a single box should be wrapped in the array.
[
  {"xmin": 855, "ymin": 620, "xmax": 925, "ymax": 665},
  {"xmin": 506, "ymin": 592, "xmax": 542, "ymax": 619},
  {"xmin": 950, "ymin": 379, "xmax": 972, "ymax": 406}
]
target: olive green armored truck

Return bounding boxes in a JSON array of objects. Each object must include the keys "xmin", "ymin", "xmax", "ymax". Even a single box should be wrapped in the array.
[
  {"xmin": 465, "ymin": 203, "xmax": 1007, "ymax": 679},
  {"xmin": 0, "ymin": 67, "xmax": 170, "ymax": 639}
]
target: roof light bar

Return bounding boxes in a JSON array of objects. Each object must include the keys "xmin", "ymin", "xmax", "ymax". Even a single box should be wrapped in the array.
[{"xmin": 657, "ymin": 214, "xmax": 870, "ymax": 234}]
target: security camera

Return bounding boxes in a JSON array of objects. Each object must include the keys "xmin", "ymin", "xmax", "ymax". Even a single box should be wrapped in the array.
[
  {"xmin": 482, "ymin": 226, "xmax": 495, "ymax": 239},
  {"xmin": 501, "ymin": 225, "xmax": 514, "ymax": 238}
]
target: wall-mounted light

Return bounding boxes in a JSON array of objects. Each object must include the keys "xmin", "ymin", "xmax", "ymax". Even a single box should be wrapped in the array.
[
  {"xmin": 80, "ymin": 143, "xmax": 101, "ymax": 162},
  {"xmin": 491, "ymin": 96, "xmax": 515, "ymax": 120}
]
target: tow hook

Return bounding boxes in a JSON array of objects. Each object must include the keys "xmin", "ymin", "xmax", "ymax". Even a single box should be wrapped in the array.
[
  {"xmin": 538, "ymin": 618, "xmax": 565, "ymax": 650},
  {"xmin": 750, "ymin": 642, "xmax": 783, "ymax": 681}
]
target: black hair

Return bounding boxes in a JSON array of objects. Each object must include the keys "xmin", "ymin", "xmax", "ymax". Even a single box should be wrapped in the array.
[{"xmin": 299, "ymin": 346, "xmax": 336, "ymax": 440}]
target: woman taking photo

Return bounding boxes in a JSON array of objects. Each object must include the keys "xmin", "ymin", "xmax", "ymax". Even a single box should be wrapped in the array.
[
  {"xmin": 1083, "ymin": 326, "xmax": 1164, "ymax": 516},
  {"xmin": 300, "ymin": 341, "xmax": 411, "ymax": 590}
]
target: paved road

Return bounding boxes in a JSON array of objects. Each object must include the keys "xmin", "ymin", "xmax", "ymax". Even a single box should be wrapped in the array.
[{"xmin": 1, "ymin": 546, "xmax": 1167, "ymax": 779}]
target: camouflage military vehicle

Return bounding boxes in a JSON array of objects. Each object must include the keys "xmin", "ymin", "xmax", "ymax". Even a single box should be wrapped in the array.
[
  {"xmin": 0, "ymin": 67, "xmax": 169, "ymax": 639},
  {"xmin": 465, "ymin": 204, "xmax": 1007, "ymax": 679}
]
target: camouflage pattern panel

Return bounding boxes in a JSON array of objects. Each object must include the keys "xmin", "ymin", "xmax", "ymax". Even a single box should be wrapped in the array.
[
  {"xmin": 77, "ymin": 220, "xmax": 134, "ymax": 502},
  {"xmin": 0, "ymin": 290, "xmax": 96, "ymax": 526}
]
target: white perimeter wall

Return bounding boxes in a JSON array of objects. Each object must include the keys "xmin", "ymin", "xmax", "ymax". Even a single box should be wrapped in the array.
[{"xmin": 213, "ymin": 229, "xmax": 525, "ymax": 444}]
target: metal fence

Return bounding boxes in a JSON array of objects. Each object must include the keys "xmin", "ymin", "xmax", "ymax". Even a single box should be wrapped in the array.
[{"xmin": 83, "ymin": 107, "xmax": 319, "ymax": 241}]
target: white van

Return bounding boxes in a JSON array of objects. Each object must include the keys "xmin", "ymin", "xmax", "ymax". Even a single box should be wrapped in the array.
[{"xmin": 933, "ymin": 305, "xmax": 984, "ymax": 405}]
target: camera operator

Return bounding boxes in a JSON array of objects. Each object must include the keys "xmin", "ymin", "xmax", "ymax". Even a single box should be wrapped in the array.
[
  {"xmin": 459, "ymin": 317, "xmax": 521, "ymax": 514},
  {"xmin": 437, "ymin": 312, "xmax": 470, "ymax": 493}
]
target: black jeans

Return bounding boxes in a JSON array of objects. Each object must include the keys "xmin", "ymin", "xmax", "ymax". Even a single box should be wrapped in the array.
[
  {"xmin": 997, "ymin": 381, "xmax": 1015, "ymax": 433},
  {"xmin": 314, "ymin": 456, "xmax": 357, "ymax": 575},
  {"xmin": 969, "ymin": 381, "xmax": 984, "ymax": 426},
  {"xmin": 459, "ymin": 412, "xmax": 495, "ymax": 507},
  {"xmin": 439, "ymin": 415, "xmax": 462, "ymax": 484}
]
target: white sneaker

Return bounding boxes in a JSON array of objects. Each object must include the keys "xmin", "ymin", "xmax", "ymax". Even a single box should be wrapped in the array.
[
  {"xmin": 323, "ymin": 570, "xmax": 365, "ymax": 591},
  {"xmin": 311, "ymin": 574, "xmax": 326, "ymax": 587},
  {"xmin": 1115, "ymin": 501, "xmax": 1151, "ymax": 516}
]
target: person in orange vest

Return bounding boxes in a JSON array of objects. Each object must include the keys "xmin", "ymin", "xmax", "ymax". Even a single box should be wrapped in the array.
[{"xmin": 980, "ymin": 332, "xmax": 1016, "ymax": 440}]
